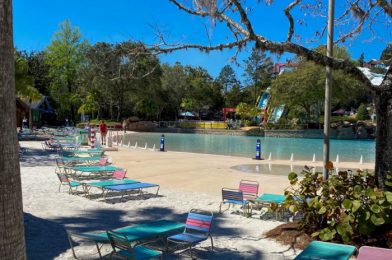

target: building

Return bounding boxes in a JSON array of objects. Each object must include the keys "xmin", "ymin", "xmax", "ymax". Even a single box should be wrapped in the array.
[{"xmin": 16, "ymin": 96, "xmax": 56, "ymax": 127}]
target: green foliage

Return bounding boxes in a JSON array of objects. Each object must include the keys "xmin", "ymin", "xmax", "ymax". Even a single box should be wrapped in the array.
[
  {"xmin": 216, "ymin": 65, "xmax": 239, "ymax": 95},
  {"xmin": 46, "ymin": 20, "xmax": 89, "ymax": 121},
  {"xmin": 235, "ymin": 102, "xmax": 259, "ymax": 120},
  {"xmin": 271, "ymin": 45, "xmax": 367, "ymax": 123},
  {"xmin": 285, "ymin": 167, "xmax": 392, "ymax": 244},
  {"xmin": 380, "ymin": 43, "xmax": 392, "ymax": 63},
  {"xmin": 358, "ymin": 53, "xmax": 365, "ymax": 67},
  {"xmin": 356, "ymin": 103, "xmax": 370, "ymax": 120},
  {"xmin": 243, "ymin": 47, "xmax": 274, "ymax": 104}
]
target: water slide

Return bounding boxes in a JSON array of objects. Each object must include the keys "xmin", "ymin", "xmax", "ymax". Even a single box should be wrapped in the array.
[
  {"xmin": 257, "ymin": 92, "xmax": 270, "ymax": 110},
  {"xmin": 268, "ymin": 105, "xmax": 285, "ymax": 123}
]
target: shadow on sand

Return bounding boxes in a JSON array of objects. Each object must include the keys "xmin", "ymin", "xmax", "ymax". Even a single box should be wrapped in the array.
[{"xmin": 24, "ymin": 206, "xmax": 283, "ymax": 259}]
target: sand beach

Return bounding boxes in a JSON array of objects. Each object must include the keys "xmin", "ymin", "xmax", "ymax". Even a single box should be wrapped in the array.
[{"xmin": 21, "ymin": 139, "xmax": 373, "ymax": 259}]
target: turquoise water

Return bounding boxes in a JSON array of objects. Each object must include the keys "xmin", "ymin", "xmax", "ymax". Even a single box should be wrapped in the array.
[{"xmin": 122, "ymin": 133, "xmax": 375, "ymax": 162}]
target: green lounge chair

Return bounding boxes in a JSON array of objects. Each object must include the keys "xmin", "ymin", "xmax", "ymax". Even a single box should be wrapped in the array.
[
  {"xmin": 107, "ymin": 230, "xmax": 162, "ymax": 259},
  {"xmin": 294, "ymin": 241, "xmax": 357, "ymax": 260},
  {"xmin": 249, "ymin": 193, "xmax": 286, "ymax": 219},
  {"xmin": 68, "ymin": 220, "xmax": 185, "ymax": 259},
  {"xmin": 56, "ymin": 173, "xmax": 81, "ymax": 195}
]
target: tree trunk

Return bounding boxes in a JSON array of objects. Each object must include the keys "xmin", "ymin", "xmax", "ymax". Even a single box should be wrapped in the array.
[
  {"xmin": 28, "ymin": 99, "xmax": 32, "ymax": 130},
  {"xmin": 0, "ymin": 0, "xmax": 27, "ymax": 259},
  {"xmin": 374, "ymin": 89, "xmax": 392, "ymax": 190}
]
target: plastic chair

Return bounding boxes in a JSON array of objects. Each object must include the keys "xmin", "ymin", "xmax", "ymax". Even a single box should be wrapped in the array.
[{"xmin": 166, "ymin": 209, "xmax": 213, "ymax": 258}]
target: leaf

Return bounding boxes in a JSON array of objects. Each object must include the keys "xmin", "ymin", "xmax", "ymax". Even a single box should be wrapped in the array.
[
  {"xmin": 288, "ymin": 172, "xmax": 297, "ymax": 181},
  {"xmin": 311, "ymin": 231, "xmax": 320, "ymax": 237},
  {"xmin": 370, "ymin": 204, "xmax": 381, "ymax": 214},
  {"xmin": 371, "ymin": 214, "xmax": 385, "ymax": 226},
  {"xmin": 352, "ymin": 200, "xmax": 361, "ymax": 213},
  {"xmin": 318, "ymin": 206, "xmax": 327, "ymax": 214},
  {"xmin": 385, "ymin": 191, "xmax": 392, "ymax": 203},
  {"xmin": 342, "ymin": 199, "xmax": 352, "ymax": 210},
  {"xmin": 289, "ymin": 205, "xmax": 297, "ymax": 213},
  {"xmin": 319, "ymin": 227, "xmax": 336, "ymax": 241}
]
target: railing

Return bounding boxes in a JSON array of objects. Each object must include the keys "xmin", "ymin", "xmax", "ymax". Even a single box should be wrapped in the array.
[{"xmin": 158, "ymin": 120, "xmax": 227, "ymax": 129}]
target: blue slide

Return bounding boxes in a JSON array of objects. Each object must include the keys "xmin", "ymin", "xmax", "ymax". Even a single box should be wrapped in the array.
[
  {"xmin": 268, "ymin": 105, "xmax": 285, "ymax": 123},
  {"xmin": 257, "ymin": 92, "xmax": 270, "ymax": 110}
]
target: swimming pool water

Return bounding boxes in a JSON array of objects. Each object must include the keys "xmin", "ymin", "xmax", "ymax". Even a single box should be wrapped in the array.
[{"xmin": 122, "ymin": 133, "xmax": 375, "ymax": 162}]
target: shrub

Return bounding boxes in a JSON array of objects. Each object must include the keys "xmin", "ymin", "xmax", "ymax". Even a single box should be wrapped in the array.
[
  {"xmin": 357, "ymin": 104, "xmax": 370, "ymax": 121},
  {"xmin": 284, "ymin": 167, "xmax": 392, "ymax": 244}
]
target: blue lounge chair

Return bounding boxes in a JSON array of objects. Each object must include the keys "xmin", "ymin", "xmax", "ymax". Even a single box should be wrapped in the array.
[
  {"xmin": 166, "ymin": 209, "xmax": 213, "ymax": 258},
  {"xmin": 294, "ymin": 241, "xmax": 357, "ymax": 260},
  {"xmin": 103, "ymin": 182, "xmax": 160, "ymax": 201},
  {"xmin": 107, "ymin": 230, "xmax": 162, "ymax": 259},
  {"xmin": 219, "ymin": 188, "xmax": 249, "ymax": 215}
]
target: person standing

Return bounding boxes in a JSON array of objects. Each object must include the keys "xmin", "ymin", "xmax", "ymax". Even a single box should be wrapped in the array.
[
  {"xmin": 22, "ymin": 116, "xmax": 28, "ymax": 129},
  {"xmin": 99, "ymin": 120, "xmax": 108, "ymax": 145}
]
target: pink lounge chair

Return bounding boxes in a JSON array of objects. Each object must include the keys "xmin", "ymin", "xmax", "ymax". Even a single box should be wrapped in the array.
[
  {"xmin": 357, "ymin": 246, "xmax": 392, "ymax": 260},
  {"xmin": 239, "ymin": 179, "xmax": 259, "ymax": 200},
  {"xmin": 98, "ymin": 158, "xmax": 108, "ymax": 166},
  {"xmin": 112, "ymin": 169, "xmax": 127, "ymax": 180}
]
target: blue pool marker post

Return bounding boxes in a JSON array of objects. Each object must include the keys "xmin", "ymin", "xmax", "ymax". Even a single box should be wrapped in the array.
[
  {"xmin": 255, "ymin": 139, "xmax": 262, "ymax": 160},
  {"xmin": 160, "ymin": 134, "xmax": 165, "ymax": 152}
]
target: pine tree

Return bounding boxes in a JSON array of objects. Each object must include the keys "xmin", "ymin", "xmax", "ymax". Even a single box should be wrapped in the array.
[{"xmin": 356, "ymin": 103, "xmax": 370, "ymax": 120}]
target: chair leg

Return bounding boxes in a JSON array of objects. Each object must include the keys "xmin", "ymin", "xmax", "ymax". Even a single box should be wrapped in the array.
[
  {"xmin": 189, "ymin": 245, "xmax": 193, "ymax": 259},
  {"xmin": 58, "ymin": 183, "xmax": 62, "ymax": 192}
]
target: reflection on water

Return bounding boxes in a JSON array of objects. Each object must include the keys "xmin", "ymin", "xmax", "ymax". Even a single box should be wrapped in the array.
[{"xmin": 231, "ymin": 164, "xmax": 351, "ymax": 175}]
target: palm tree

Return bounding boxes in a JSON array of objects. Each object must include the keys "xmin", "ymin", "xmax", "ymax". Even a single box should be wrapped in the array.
[
  {"xmin": 0, "ymin": 0, "xmax": 27, "ymax": 258},
  {"xmin": 15, "ymin": 51, "xmax": 42, "ymax": 129}
]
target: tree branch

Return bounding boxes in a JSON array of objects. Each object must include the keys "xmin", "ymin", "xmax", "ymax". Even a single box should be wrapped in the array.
[
  {"xmin": 284, "ymin": 0, "xmax": 301, "ymax": 42},
  {"xmin": 376, "ymin": 0, "xmax": 392, "ymax": 17}
]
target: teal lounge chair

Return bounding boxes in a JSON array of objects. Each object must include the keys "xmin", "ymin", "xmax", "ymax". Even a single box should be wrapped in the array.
[
  {"xmin": 294, "ymin": 241, "xmax": 357, "ymax": 260},
  {"xmin": 68, "ymin": 220, "xmax": 185, "ymax": 259},
  {"xmin": 249, "ymin": 193, "xmax": 286, "ymax": 219},
  {"xmin": 107, "ymin": 230, "xmax": 162, "ymax": 259},
  {"xmin": 56, "ymin": 173, "xmax": 81, "ymax": 195}
]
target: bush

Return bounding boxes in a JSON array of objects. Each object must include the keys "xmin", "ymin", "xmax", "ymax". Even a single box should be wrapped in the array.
[
  {"xmin": 357, "ymin": 104, "xmax": 370, "ymax": 121},
  {"xmin": 284, "ymin": 167, "xmax": 392, "ymax": 244}
]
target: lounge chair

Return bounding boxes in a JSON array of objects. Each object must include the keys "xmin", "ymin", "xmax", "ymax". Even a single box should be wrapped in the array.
[
  {"xmin": 219, "ymin": 188, "xmax": 249, "ymax": 215},
  {"xmin": 68, "ymin": 220, "xmax": 185, "ymax": 259},
  {"xmin": 294, "ymin": 241, "xmax": 357, "ymax": 260},
  {"xmin": 107, "ymin": 230, "xmax": 162, "ymax": 259},
  {"xmin": 102, "ymin": 182, "xmax": 160, "ymax": 201},
  {"xmin": 56, "ymin": 173, "xmax": 81, "ymax": 195},
  {"xmin": 239, "ymin": 179, "xmax": 259, "ymax": 200},
  {"xmin": 166, "ymin": 209, "xmax": 214, "ymax": 258},
  {"xmin": 357, "ymin": 246, "xmax": 392, "ymax": 260},
  {"xmin": 248, "ymin": 193, "xmax": 286, "ymax": 219}
]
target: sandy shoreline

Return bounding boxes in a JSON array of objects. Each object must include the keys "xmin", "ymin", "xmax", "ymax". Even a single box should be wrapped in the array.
[{"xmin": 20, "ymin": 140, "xmax": 374, "ymax": 259}]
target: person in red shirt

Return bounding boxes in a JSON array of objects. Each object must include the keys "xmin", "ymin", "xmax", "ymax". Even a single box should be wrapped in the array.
[{"xmin": 99, "ymin": 120, "xmax": 108, "ymax": 145}]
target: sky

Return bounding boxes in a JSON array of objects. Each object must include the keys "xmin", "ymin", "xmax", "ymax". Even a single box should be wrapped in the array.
[{"xmin": 13, "ymin": 0, "xmax": 391, "ymax": 82}]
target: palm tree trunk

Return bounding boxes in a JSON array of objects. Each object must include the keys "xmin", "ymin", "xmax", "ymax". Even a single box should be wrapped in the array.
[
  {"xmin": 374, "ymin": 89, "xmax": 392, "ymax": 190},
  {"xmin": 0, "ymin": 0, "xmax": 27, "ymax": 259}
]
